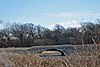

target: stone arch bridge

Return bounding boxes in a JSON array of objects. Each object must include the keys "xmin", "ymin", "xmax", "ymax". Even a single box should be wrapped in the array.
[
  {"xmin": 1, "ymin": 44, "xmax": 99, "ymax": 56},
  {"xmin": 27, "ymin": 44, "xmax": 99, "ymax": 55}
]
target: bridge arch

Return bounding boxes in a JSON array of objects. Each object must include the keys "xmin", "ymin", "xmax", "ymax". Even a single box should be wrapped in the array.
[{"xmin": 41, "ymin": 49, "xmax": 66, "ymax": 56}]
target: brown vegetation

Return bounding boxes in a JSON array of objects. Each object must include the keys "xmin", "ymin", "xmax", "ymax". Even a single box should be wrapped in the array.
[{"xmin": 0, "ymin": 47, "xmax": 100, "ymax": 67}]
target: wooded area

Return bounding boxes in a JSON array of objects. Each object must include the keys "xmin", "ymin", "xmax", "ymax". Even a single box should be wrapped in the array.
[{"xmin": 0, "ymin": 19, "xmax": 100, "ymax": 47}]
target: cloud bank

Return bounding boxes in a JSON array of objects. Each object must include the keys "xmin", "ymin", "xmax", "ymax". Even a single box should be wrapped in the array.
[
  {"xmin": 48, "ymin": 20, "xmax": 81, "ymax": 29},
  {"xmin": 46, "ymin": 12, "xmax": 100, "ymax": 29},
  {"xmin": 46, "ymin": 12, "xmax": 100, "ymax": 18}
]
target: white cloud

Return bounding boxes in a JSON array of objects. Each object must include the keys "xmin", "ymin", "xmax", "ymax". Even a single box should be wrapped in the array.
[
  {"xmin": 46, "ymin": 12, "xmax": 100, "ymax": 18},
  {"xmin": 46, "ymin": 12, "xmax": 100, "ymax": 29},
  {"xmin": 48, "ymin": 20, "xmax": 81, "ymax": 29},
  {"xmin": 58, "ymin": 20, "xmax": 81, "ymax": 28}
]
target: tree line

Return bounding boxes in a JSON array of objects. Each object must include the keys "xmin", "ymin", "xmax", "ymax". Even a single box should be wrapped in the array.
[{"xmin": 0, "ymin": 20, "xmax": 100, "ymax": 47}]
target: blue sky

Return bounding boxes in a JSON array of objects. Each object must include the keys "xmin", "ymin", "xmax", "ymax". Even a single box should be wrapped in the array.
[{"xmin": 0, "ymin": 0, "xmax": 100, "ymax": 29}]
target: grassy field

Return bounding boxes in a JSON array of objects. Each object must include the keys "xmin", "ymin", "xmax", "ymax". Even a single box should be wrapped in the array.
[{"xmin": 0, "ymin": 45, "xmax": 100, "ymax": 67}]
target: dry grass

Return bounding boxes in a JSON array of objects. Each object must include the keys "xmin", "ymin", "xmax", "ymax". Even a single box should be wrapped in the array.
[{"xmin": 0, "ymin": 46, "xmax": 100, "ymax": 67}]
